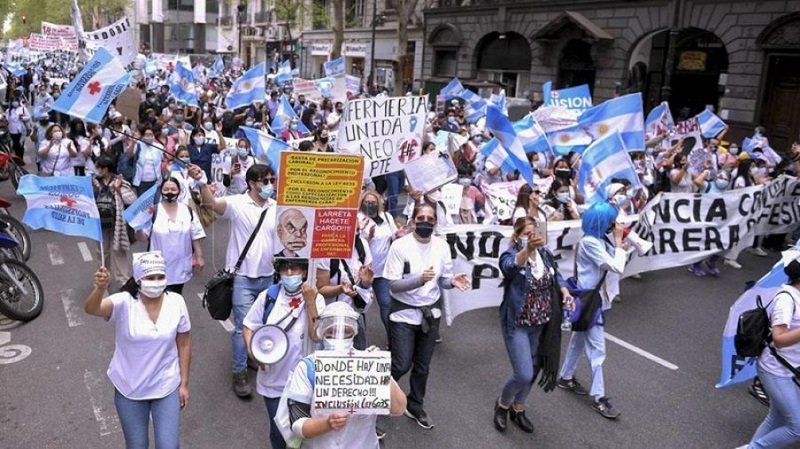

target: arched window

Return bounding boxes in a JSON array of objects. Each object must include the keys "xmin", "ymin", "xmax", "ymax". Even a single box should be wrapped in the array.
[{"xmin": 475, "ymin": 32, "xmax": 531, "ymax": 97}]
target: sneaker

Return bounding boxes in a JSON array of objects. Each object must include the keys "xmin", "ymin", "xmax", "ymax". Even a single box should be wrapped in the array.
[
  {"xmin": 749, "ymin": 379, "xmax": 770, "ymax": 407},
  {"xmin": 703, "ymin": 259, "xmax": 720, "ymax": 277},
  {"xmin": 557, "ymin": 377, "xmax": 589, "ymax": 395},
  {"xmin": 232, "ymin": 370, "xmax": 252, "ymax": 398},
  {"xmin": 404, "ymin": 408, "xmax": 434, "ymax": 429},
  {"xmin": 376, "ymin": 425, "xmax": 386, "ymax": 440},
  {"xmin": 435, "ymin": 335, "xmax": 443, "ymax": 344},
  {"xmin": 750, "ymin": 247, "xmax": 769, "ymax": 257},
  {"xmin": 592, "ymin": 397, "xmax": 621, "ymax": 420},
  {"xmin": 688, "ymin": 264, "xmax": 707, "ymax": 277},
  {"xmin": 724, "ymin": 259, "xmax": 742, "ymax": 269}
]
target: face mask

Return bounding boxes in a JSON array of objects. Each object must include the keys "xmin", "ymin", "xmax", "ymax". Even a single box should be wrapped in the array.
[
  {"xmin": 534, "ymin": 159, "xmax": 546, "ymax": 171},
  {"xmin": 139, "ymin": 279, "xmax": 167, "ymax": 298},
  {"xmin": 458, "ymin": 178, "xmax": 471, "ymax": 186},
  {"xmin": 204, "ymin": 122, "xmax": 213, "ymax": 131},
  {"xmin": 290, "ymin": 123, "xmax": 298, "ymax": 131},
  {"xmin": 646, "ymin": 147, "xmax": 654, "ymax": 155},
  {"xmin": 447, "ymin": 117, "xmax": 455, "ymax": 124},
  {"xmin": 715, "ymin": 179, "xmax": 729, "ymax": 190},
  {"xmin": 414, "ymin": 221, "xmax": 435, "ymax": 238},
  {"xmin": 336, "ymin": 108, "xmax": 343, "ymax": 114},
  {"xmin": 729, "ymin": 146, "xmax": 739, "ymax": 155},
  {"xmin": 613, "ymin": 194, "xmax": 627, "ymax": 205},
  {"xmin": 11, "ymin": 101, "xmax": 19, "ymax": 108},
  {"xmin": 474, "ymin": 136, "xmax": 483, "ymax": 144},
  {"xmin": 237, "ymin": 148, "xmax": 249, "ymax": 158},
  {"xmin": 556, "ymin": 192, "xmax": 570, "ymax": 203},
  {"xmin": 143, "ymin": 137, "xmax": 154, "ymax": 144},
  {"xmin": 319, "ymin": 136, "xmax": 329, "ymax": 144},
  {"xmin": 53, "ymin": 93, "xmax": 60, "ymax": 98},
  {"xmin": 259, "ymin": 184, "xmax": 274, "ymax": 200},
  {"xmin": 175, "ymin": 115, "xmax": 184, "ymax": 122},
  {"xmin": 53, "ymin": 131, "xmax": 63, "ymax": 140},
  {"xmin": 555, "ymin": 168, "xmax": 571, "ymax": 180},
  {"xmin": 178, "ymin": 157, "xmax": 191, "ymax": 164},
  {"xmin": 322, "ymin": 334, "xmax": 355, "ymax": 352},
  {"xmin": 626, "ymin": 190, "xmax": 634, "ymax": 200},
  {"xmin": 203, "ymin": 107, "xmax": 209, "ymax": 113},
  {"xmin": 193, "ymin": 136, "xmax": 205, "ymax": 146},
  {"xmin": 282, "ymin": 274, "xmax": 303, "ymax": 293},
  {"xmin": 162, "ymin": 192, "xmax": 178, "ymax": 203},
  {"xmin": 362, "ymin": 203, "xmax": 378, "ymax": 216},
  {"xmin": 162, "ymin": 128, "xmax": 170, "ymax": 136}
]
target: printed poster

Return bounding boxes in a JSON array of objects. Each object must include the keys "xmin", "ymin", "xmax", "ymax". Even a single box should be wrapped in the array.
[{"xmin": 312, "ymin": 351, "xmax": 392, "ymax": 416}]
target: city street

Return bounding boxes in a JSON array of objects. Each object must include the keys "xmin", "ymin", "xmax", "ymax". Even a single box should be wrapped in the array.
[{"xmin": 0, "ymin": 173, "xmax": 777, "ymax": 449}]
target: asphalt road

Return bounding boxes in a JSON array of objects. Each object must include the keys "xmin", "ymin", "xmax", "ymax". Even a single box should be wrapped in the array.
[{"xmin": 0, "ymin": 170, "xmax": 781, "ymax": 449}]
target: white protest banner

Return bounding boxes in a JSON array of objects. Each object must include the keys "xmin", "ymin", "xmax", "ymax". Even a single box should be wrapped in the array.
[
  {"xmin": 288, "ymin": 131, "xmax": 338, "ymax": 150},
  {"xmin": 482, "ymin": 180, "xmax": 525, "ymax": 223},
  {"xmin": 150, "ymin": 53, "xmax": 192, "ymax": 72},
  {"xmin": 404, "ymin": 149, "xmax": 457, "ymax": 194},
  {"xmin": 293, "ymin": 78, "xmax": 323, "ymax": 105},
  {"xmin": 83, "ymin": 17, "xmax": 137, "ymax": 67},
  {"xmin": 41, "ymin": 21, "xmax": 76, "ymax": 37},
  {"xmin": 337, "ymin": 95, "xmax": 428, "ymax": 178},
  {"xmin": 440, "ymin": 183, "xmax": 463, "ymax": 216},
  {"xmin": 312, "ymin": 351, "xmax": 392, "ymax": 416}
]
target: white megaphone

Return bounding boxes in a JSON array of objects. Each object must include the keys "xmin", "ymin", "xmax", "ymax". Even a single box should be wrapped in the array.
[
  {"xmin": 625, "ymin": 230, "xmax": 653, "ymax": 257},
  {"xmin": 250, "ymin": 325, "xmax": 290, "ymax": 365}
]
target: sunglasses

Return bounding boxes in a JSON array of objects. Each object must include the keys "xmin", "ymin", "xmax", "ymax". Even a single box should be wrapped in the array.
[{"xmin": 259, "ymin": 178, "xmax": 276, "ymax": 185}]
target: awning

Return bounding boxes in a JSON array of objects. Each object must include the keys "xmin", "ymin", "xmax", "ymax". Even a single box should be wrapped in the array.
[{"xmin": 532, "ymin": 11, "xmax": 614, "ymax": 42}]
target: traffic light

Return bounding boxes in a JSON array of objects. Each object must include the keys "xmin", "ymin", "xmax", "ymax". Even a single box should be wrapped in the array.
[{"xmin": 21, "ymin": 15, "xmax": 26, "ymax": 25}]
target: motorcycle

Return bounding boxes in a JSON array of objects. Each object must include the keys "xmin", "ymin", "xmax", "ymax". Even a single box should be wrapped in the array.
[
  {"xmin": 0, "ymin": 152, "xmax": 28, "ymax": 190},
  {"xmin": 0, "ymin": 211, "xmax": 30, "ymax": 261},
  {"xmin": 0, "ymin": 233, "xmax": 43, "ymax": 322}
]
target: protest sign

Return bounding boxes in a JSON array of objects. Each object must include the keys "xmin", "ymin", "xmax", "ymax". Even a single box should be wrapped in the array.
[
  {"xmin": 83, "ymin": 17, "xmax": 138, "ymax": 67},
  {"xmin": 115, "ymin": 87, "xmax": 141, "ymax": 122},
  {"xmin": 543, "ymin": 82, "xmax": 593, "ymax": 112},
  {"xmin": 345, "ymin": 75, "xmax": 361, "ymax": 96},
  {"xmin": 41, "ymin": 21, "xmax": 76, "ymax": 37},
  {"xmin": 440, "ymin": 184, "xmax": 463, "ymax": 216},
  {"xmin": 312, "ymin": 351, "xmax": 392, "ymax": 416},
  {"xmin": 482, "ymin": 180, "xmax": 525, "ymax": 223},
  {"xmin": 336, "ymin": 95, "xmax": 428, "ymax": 178},
  {"xmin": 276, "ymin": 152, "xmax": 364, "ymax": 259},
  {"xmin": 293, "ymin": 78, "xmax": 323, "ymax": 105},
  {"xmin": 404, "ymin": 149, "xmax": 457, "ymax": 194}
]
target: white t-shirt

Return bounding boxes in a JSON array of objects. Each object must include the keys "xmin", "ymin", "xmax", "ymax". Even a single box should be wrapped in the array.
[
  {"xmin": 759, "ymin": 287, "xmax": 800, "ymax": 377},
  {"xmin": 148, "ymin": 203, "xmax": 206, "ymax": 285},
  {"xmin": 106, "ymin": 292, "xmax": 191, "ymax": 400},
  {"xmin": 229, "ymin": 155, "xmax": 257, "ymax": 195},
  {"xmin": 316, "ymin": 237, "xmax": 374, "ymax": 310},
  {"xmin": 210, "ymin": 148, "xmax": 232, "ymax": 197},
  {"xmin": 358, "ymin": 212, "xmax": 396, "ymax": 278},
  {"xmin": 382, "ymin": 234, "xmax": 454, "ymax": 325},
  {"xmin": 39, "ymin": 139, "xmax": 75, "ymax": 176},
  {"xmin": 243, "ymin": 287, "xmax": 325, "ymax": 398},
  {"xmin": 222, "ymin": 194, "xmax": 277, "ymax": 278}
]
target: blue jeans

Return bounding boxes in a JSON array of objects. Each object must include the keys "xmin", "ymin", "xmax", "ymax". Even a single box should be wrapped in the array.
[
  {"xmin": 559, "ymin": 323, "xmax": 606, "ymax": 398},
  {"xmin": 385, "ymin": 171, "xmax": 405, "ymax": 218},
  {"xmin": 749, "ymin": 367, "xmax": 800, "ymax": 448},
  {"xmin": 500, "ymin": 322, "xmax": 544, "ymax": 405},
  {"xmin": 263, "ymin": 396, "xmax": 286, "ymax": 449},
  {"xmin": 114, "ymin": 388, "xmax": 180, "ymax": 449},
  {"xmin": 390, "ymin": 319, "xmax": 439, "ymax": 414},
  {"xmin": 232, "ymin": 275, "xmax": 272, "ymax": 372},
  {"xmin": 372, "ymin": 277, "xmax": 391, "ymax": 338}
]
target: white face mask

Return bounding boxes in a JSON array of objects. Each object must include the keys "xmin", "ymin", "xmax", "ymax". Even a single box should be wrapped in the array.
[{"xmin": 140, "ymin": 279, "xmax": 167, "ymax": 298}]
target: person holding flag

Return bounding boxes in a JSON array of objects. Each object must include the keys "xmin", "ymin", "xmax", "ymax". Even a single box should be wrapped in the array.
[{"xmin": 93, "ymin": 155, "xmax": 136, "ymax": 287}]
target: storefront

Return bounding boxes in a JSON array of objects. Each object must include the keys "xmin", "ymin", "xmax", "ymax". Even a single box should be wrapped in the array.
[
  {"xmin": 309, "ymin": 43, "xmax": 331, "ymax": 79},
  {"xmin": 344, "ymin": 42, "xmax": 367, "ymax": 78}
]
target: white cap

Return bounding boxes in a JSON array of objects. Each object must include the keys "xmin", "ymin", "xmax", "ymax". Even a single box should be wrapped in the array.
[
  {"xmin": 132, "ymin": 251, "xmax": 166, "ymax": 281},
  {"xmin": 604, "ymin": 183, "xmax": 625, "ymax": 200}
]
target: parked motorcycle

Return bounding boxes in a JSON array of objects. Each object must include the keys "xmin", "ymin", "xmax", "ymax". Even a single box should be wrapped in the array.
[{"xmin": 0, "ymin": 234, "xmax": 43, "ymax": 322}]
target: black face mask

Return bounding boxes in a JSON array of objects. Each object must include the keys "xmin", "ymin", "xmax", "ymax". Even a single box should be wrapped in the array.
[
  {"xmin": 319, "ymin": 136, "xmax": 329, "ymax": 144},
  {"xmin": 162, "ymin": 192, "xmax": 179, "ymax": 203},
  {"xmin": 362, "ymin": 203, "xmax": 378, "ymax": 217},
  {"xmin": 414, "ymin": 221, "xmax": 434, "ymax": 238}
]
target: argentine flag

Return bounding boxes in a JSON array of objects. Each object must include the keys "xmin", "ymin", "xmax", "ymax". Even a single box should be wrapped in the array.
[
  {"xmin": 239, "ymin": 126, "xmax": 290, "ymax": 170},
  {"xmin": 169, "ymin": 62, "xmax": 199, "ymax": 107},
  {"xmin": 210, "ymin": 55, "xmax": 224, "ymax": 78},
  {"xmin": 645, "ymin": 101, "xmax": 674, "ymax": 139},
  {"xmin": 513, "ymin": 115, "xmax": 551, "ymax": 155},
  {"xmin": 323, "ymin": 57, "xmax": 345, "ymax": 77},
  {"xmin": 144, "ymin": 59, "xmax": 158, "ymax": 76},
  {"xmin": 33, "ymin": 95, "xmax": 54, "ymax": 120},
  {"xmin": 51, "ymin": 47, "xmax": 132, "ymax": 124},
  {"xmin": 695, "ymin": 109, "xmax": 727, "ymax": 139},
  {"xmin": 578, "ymin": 93, "xmax": 645, "ymax": 154},
  {"xmin": 271, "ymin": 95, "xmax": 309, "ymax": 135},
  {"xmin": 440, "ymin": 78, "xmax": 466, "ymax": 100},
  {"xmin": 576, "ymin": 132, "xmax": 641, "ymax": 205},
  {"xmin": 225, "ymin": 62, "xmax": 266, "ymax": 110},
  {"xmin": 490, "ymin": 89, "xmax": 507, "ymax": 116},
  {"xmin": 485, "ymin": 105, "xmax": 534, "ymax": 186},
  {"xmin": 123, "ymin": 184, "xmax": 159, "ymax": 231},
  {"xmin": 4, "ymin": 62, "xmax": 26, "ymax": 77},
  {"xmin": 17, "ymin": 175, "xmax": 103, "ymax": 241},
  {"xmin": 274, "ymin": 60, "xmax": 296, "ymax": 86}
]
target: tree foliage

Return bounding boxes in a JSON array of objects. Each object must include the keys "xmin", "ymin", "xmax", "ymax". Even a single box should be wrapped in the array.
[{"xmin": 3, "ymin": 0, "xmax": 130, "ymax": 39}]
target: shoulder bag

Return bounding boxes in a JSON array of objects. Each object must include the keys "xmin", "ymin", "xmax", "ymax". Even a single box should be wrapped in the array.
[
  {"xmin": 202, "ymin": 207, "xmax": 269, "ymax": 320},
  {"xmin": 566, "ymin": 241, "xmax": 607, "ymax": 332}
]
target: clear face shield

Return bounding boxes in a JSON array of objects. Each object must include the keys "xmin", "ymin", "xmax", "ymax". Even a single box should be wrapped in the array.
[{"xmin": 317, "ymin": 315, "xmax": 358, "ymax": 352}]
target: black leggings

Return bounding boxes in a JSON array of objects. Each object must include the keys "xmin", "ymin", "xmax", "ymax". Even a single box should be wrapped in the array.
[{"xmin": 10, "ymin": 133, "xmax": 23, "ymax": 160}]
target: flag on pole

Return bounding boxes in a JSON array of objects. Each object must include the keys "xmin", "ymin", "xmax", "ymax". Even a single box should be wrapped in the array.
[
  {"xmin": 695, "ymin": 109, "xmax": 727, "ymax": 139},
  {"xmin": 490, "ymin": 89, "xmax": 507, "ymax": 116},
  {"xmin": 50, "ymin": 47, "xmax": 132, "ymax": 124},
  {"xmin": 33, "ymin": 95, "xmax": 54, "ymax": 120},
  {"xmin": 645, "ymin": 101, "xmax": 675, "ymax": 139},
  {"xmin": 239, "ymin": 126, "xmax": 290, "ymax": 170},
  {"xmin": 169, "ymin": 62, "xmax": 199, "ymax": 107},
  {"xmin": 271, "ymin": 95, "xmax": 310, "ymax": 135},
  {"xmin": 479, "ymin": 138, "xmax": 517, "ymax": 174},
  {"xmin": 122, "ymin": 184, "xmax": 159, "ymax": 231},
  {"xmin": 274, "ymin": 60, "xmax": 296, "ymax": 86},
  {"xmin": 3, "ymin": 62, "xmax": 26, "ymax": 77},
  {"xmin": 513, "ymin": 115, "xmax": 551, "ymax": 155},
  {"xmin": 224, "ymin": 62, "xmax": 266, "ymax": 110},
  {"xmin": 578, "ymin": 93, "xmax": 645, "ymax": 153},
  {"xmin": 17, "ymin": 175, "xmax": 103, "ymax": 241},
  {"xmin": 484, "ymin": 106, "xmax": 534, "ymax": 186},
  {"xmin": 144, "ymin": 59, "xmax": 158, "ymax": 76},
  {"xmin": 533, "ymin": 106, "xmax": 591, "ymax": 156},
  {"xmin": 210, "ymin": 55, "xmax": 224, "ymax": 77},
  {"xmin": 576, "ymin": 132, "xmax": 641, "ymax": 204},
  {"xmin": 717, "ymin": 248, "xmax": 798, "ymax": 388},
  {"xmin": 323, "ymin": 57, "xmax": 345, "ymax": 77},
  {"xmin": 440, "ymin": 78, "xmax": 466, "ymax": 100}
]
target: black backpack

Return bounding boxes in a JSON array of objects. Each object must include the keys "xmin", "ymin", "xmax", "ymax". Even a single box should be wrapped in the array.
[
  {"xmin": 735, "ymin": 295, "xmax": 777, "ymax": 357},
  {"xmin": 96, "ymin": 180, "xmax": 116, "ymax": 230}
]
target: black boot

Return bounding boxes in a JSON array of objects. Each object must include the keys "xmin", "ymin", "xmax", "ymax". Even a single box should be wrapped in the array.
[
  {"xmin": 493, "ymin": 399, "xmax": 509, "ymax": 432},
  {"xmin": 510, "ymin": 408, "xmax": 534, "ymax": 433}
]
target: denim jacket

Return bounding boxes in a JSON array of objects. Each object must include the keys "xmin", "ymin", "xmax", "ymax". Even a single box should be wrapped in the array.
[{"xmin": 499, "ymin": 244, "xmax": 566, "ymax": 333}]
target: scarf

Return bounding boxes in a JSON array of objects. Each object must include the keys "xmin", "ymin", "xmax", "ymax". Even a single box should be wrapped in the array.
[
  {"xmin": 111, "ymin": 180, "xmax": 137, "ymax": 252},
  {"xmin": 533, "ymin": 248, "xmax": 563, "ymax": 393}
]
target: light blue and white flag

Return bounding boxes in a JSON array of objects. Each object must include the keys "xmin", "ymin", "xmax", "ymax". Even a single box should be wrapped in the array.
[
  {"xmin": 578, "ymin": 93, "xmax": 645, "ymax": 154},
  {"xmin": 645, "ymin": 101, "xmax": 674, "ymax": 139},
  {"xmin": 271, "ymin": 95, "xmax": 310, "ymax": 135},
  {"xmin": 576, "ymin": 132, "xmax": 641, "ymax": 204},
  {"xmin": 542, "ymin": 81, "xmax": 593, "ymax": 112},
  {"xmin": 462, "ymin": 89, "xmax": 487, "ymax": 123},
  {"xmin": 210, "ymin": 55, "xmax": 224, "ymax": 77},
  {"xmin": 3, "ymin": 62, "xmax": 27, "ymax": 77},
  {"xmin": 696, "ymin": 109, "xmax": 727, "ymax": 139},
  {"xmin": 485, "ymin": 105, "xmax": 534, "ymax": 186},
  {"xmin": 313, "ymin": 77, "xmax": 337, "ymax": 98},
  {"xmin": 33, "ymin": 95, "xmax": 54, "ymax": 120},
  {"xmin": 717, "ymin": 249, "xmax": 798, "ymax": 388},
  {"xmin": 122, "ymin": 184, "xmax": 159, "ymax": 231},
  {"xmin": 480, "ymin": 138, "xmax": 517, "ymax": 174},
  {"xmin": 224, "ymin": 62, "xmax": 266, "ymax": 110},
  {"xmin": 274, "ymin": 60, "xmax": 296, "ymax": 86},
  {"xmin": 513, "ymin": 115, "xmax": 551, "ymax": 155},
  {"xmin": 169, "ymin": 62, "xmax": 199, "ymax": 107},
  {"xmin": 323, "ymin": 57, "xmax": 345, "ymax": 77},
  {"xmin": 490, "ymin": 89, "xmax": 507, "ymax": 116},
  {"xmin": 239, "ymin": 126, "xmax": 290, "ymax": 170},
  {"xmin": 743, "ymin": 137, "xmax": 757, "ymax": 153},
  {"xmin": 144, "ymin": 59, "xmax": 158, "ymax": 76},
  {"xmin": 440, "ymin": 78, "xmax": 465, "ymax": 100},
  {"xmin": 17, "ymin": 175, "xmax": 103, "ymax": 241},
  {"xmin": 51, "ymin": 47, "xmax": 132, "ymax": 124}
]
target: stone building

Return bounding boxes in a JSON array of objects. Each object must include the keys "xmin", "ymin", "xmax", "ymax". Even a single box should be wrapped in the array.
[{"xmin": 423, "ymin": 0, "xmax": 800, "ymax": 150}]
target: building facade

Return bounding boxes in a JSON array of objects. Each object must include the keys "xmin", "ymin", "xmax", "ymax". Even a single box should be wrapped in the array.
[
  {"xmin": 423, "ymin": 0, "xmax": 800, "ymax": 150},
  {"xmin": 131, "ymin": 0, "xmax": 220, "ymax": 54}
]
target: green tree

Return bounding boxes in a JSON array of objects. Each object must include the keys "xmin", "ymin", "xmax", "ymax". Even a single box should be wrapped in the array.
[{"xmin": 4, "ymin": 0, "xmax": 130, "ymax": 38}]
